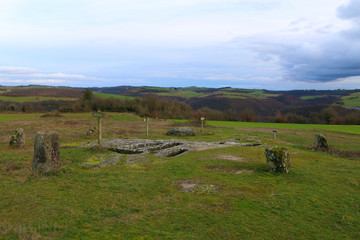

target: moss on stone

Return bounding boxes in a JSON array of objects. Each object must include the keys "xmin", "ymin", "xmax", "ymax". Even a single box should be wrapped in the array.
[
  {"xmin": 314, "ymin": 134, "xmax": 328, "ymax": 151},
  {"xmin": 84, "ymin": 156, "xmax": 102, "ymax": 166},
  {"xmin": 265, "ymin": 146, "xmax": 291, "ymax": 173},
  {"xmin": 82, "ymin": 153, "xmax": 122, "ymax": 169}
]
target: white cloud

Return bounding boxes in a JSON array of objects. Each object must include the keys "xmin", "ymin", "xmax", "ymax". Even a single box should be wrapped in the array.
[
  {"xmin": 0, "ymin": 67, "xmax": 89, "ymax": 79},
  {"xmin": 3, "ymin": 79, "xmax": 70, "ymax": 85},
  {"xmin": 30, "ymin": 73, "xmax": 87, "ymax": 79},
  {"xmin": 0, "ymin": 0, "xmax": 349, "ymax": 48},
  {"xmin": 0, "ymin": 66, "xmax": 151, "ymax": 87},
  {"xmin": 0, "ymin": 66, "xmax": 37, "ymax": 74},
  {"xmin": 0, "ymin": 0, "xmax": 358, "ymax": 89},
  {"xmin": 0, "ymin": 66, "xmax": 98, "ymax": 86}
]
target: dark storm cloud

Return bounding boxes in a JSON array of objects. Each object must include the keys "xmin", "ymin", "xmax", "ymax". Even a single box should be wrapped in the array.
[
  {"xmin": 247, "ymin": 0, "xmax": 360, "ymax": 83},
  {"xmin": 337, "ymin": 0, "xmax": 360, "ymax": 41},
  {"xmin": 254, "ymin": 36, "xmax": 360, "ymax": 82}
]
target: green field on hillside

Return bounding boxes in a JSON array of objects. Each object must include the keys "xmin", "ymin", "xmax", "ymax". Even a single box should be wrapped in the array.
[
  {"xmin": 0, "ymin": 113, "xmax": 359, "ymax": 239},
  {"xmin": 342, "ymin": 92, "xmax": 360, "ymax": 107},
  {"xmin": 93, "ymin": 92, "xmax": 135, "ymax": 100},
  {"xmin": 143, "ymin": 87, "xmax": 170, "ymax": 91},
  {"xmin": 0, "ymin": 96, "xmax": 77, "ymax": 103},
  {"xmin": 207, "ymin": 121, "xmax": 360, "ymax": 135},
  {"xmin": 156, "ymin": 89, "xmax": 280, "ymax": 100},
  {"xmin": 181, "ymin": 87, "xmax": 210, "ymax": 92},
  {"xmin": 300, "ymin": 95, "xmax": 327, "ymax": 100},
  {"xmin": 158, "ymin": 91, "xmax": 204, "ymax": 98},
  {"xmin": 218, "ymin": 90, "xmax": 279, "ymax": 99}
]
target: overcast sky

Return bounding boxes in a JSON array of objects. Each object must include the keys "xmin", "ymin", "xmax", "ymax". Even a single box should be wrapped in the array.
[{"xmin": 0, "ymin": 0, "xmax": 359, "ymax": 90}]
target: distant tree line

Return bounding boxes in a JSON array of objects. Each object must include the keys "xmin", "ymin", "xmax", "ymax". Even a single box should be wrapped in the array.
[
  {"xmin": 1, "ymin": 89, "xmax": 360, "ymax": 125},
  {"xmin": 269, "ymin": 106, "xmax": 360, "ymax": 125},
  {"xmin": 72, "ymin": 89, "xmax": 195, "ymax": 119}
]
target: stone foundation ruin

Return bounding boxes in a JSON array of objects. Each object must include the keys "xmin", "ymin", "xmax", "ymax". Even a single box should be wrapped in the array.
[{"xmin": 84, "ymin": 138, "xmax": 251, "ymax": 158}]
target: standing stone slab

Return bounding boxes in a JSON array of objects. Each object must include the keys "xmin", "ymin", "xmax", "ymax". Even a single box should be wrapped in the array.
[
  {"xmin": 314, "ymin": 134, "xmax": 328, "ymax": 151},
  {"xmin": 265, "ymin": 146, "xmax": 291, "ymax": 173},
  {"xmin": 10, "ymin": 128, "xmax": 25, "ymax": 147},
  {"xmin": 32, "ymin": 131, "xmax": 61, "ymax": 173}
]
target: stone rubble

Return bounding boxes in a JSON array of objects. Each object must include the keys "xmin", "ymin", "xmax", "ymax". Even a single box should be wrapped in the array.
[
  {"xmin": 167, "ymin": 127, "xmax": 196, "ymax": 136},
  {"xmin": 84, "ymin": 138, "xmax": 254, "ymax": 157}
]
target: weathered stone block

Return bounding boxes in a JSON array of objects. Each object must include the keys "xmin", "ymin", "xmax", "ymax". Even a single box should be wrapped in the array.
[
  {"xmin": 314, "ymin": 134, "xmax": 328, "ymax": 151},
  {"xmin": 167, "ymin": 127, "xmax": 196, "ymax": 136},
  {"xmin": 32, "ymin": 131, "xmax": 61, "ymax": 173},
  {"xmin": 265, "ymin": 146, "xmax": 291, "ymax": 173},
  {"xmin": 10, "ymin": 128, "xmax": 25, "ymax": 147}
]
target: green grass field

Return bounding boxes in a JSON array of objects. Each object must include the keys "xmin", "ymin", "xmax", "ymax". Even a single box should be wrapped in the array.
[
  {"xmin": 181, "ymin": 87, "xmax": 210, "ymax": 92},
  {"xmin": 156, "ymin": 89, "xmax": 280, "ymax": 100},
  {"xmin": 93, "ymin": 92, "xmax": 135, "ymax": 100},
  {"xmin": 218, "ymin": 91, "xmax": 279, "ymax": 99},
  {"xmin": 0, "ymin": 96, "xmax": 77, "ymax": 103},
  {"xmin": 342, "ymin": 92, "xmax": 360, "ymax": 107},
  {"xmin": 207, "ymin": 121, "xmax": 360, "ymax": 135},
  {"xmin": 157, "ymin": 91, "xmax": 204, "ymax": 98},
  {"xmin": 143, "ymin": 87, "xmax": 170, "ymax": 92},
  {"xmin": 0, "ymin": 113, "xmax": 44, "ymax": 122},
  {"xmin": 0, "ymin": 113, "xmax": 359, "ymax": 239},
  {"xmin": 300, "ymin": 95, "xmax": 327, "ymax": 100}
]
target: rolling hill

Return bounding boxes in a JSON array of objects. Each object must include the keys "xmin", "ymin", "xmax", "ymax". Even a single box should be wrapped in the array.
[{"xmin": 1, "ymin": 85, "xmax": 360, "ymax": 123}]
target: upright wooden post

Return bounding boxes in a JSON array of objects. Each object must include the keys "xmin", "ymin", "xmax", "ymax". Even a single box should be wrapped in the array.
[
  {"xmin": 92, "ymin": 111, "xmax": 105, "ymax": 144},
  {"xmin": 144, "ymin": 118, "xmax": 149, "ymax": 138},
  {"xmin": 200, "ymin": 117, "xmax": 205, "ymax": 133},
  {"xmin": 273, "ymin": 130, "xmax": 277, "ymax": 140},
  {"xmin": 98, "ymin": 116, "xmax": 102, "ymax": 144}
]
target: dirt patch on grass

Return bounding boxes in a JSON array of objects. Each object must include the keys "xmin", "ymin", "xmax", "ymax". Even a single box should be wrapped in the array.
[
  {"xmin": 207, "ymin": 165, "xmax": 254, "ymax": 174},
  {"xmin": 179, "ymin": 182, "xmax": 198, "ymax": 192},
  {"xmin": 177, "ymin": 180, "xmax": 218, "ymax": 193},
  {"xmin": 330, "ymin": 149, "xmax": 360, "ymax": 159},
  {"xmin": 64, "ymin": 120, "xmax": 80, "ymax": 126},
  {"xmin": 233, "ymin": 169, "xmax": 254, "ymax": 174},
  {"xmin": 217, "ymin": 154, "xmax": 245, "ymax": 162},
  {"xmin": 41, "ymin": 112, "xmax": 63, "ymax": 118},
  {"xmin": 312, "ymin": 147, "xmax": 360, "ymax": 159},
  {"xmin": 191, "ymin": 146, "xmax": 217, "ymax": 151}
]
